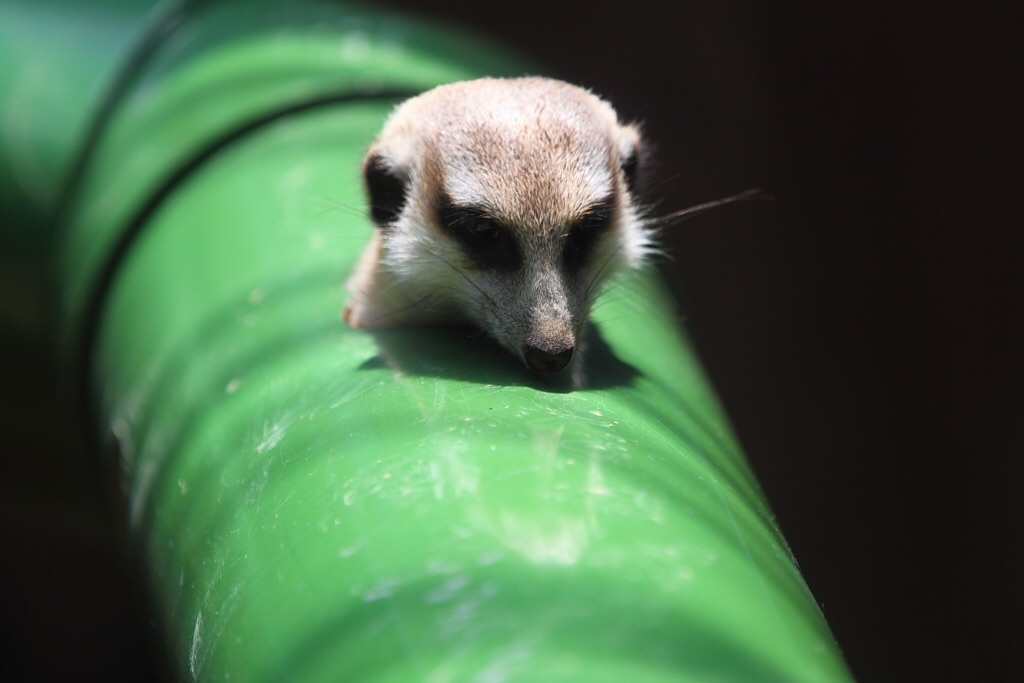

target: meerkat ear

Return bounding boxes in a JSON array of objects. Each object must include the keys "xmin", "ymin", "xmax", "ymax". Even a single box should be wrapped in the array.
[
  {"xmin": 617, "ymin": 123, "xmax": 647, "ymax": 195},
  {"xmin": 363, "ymin": 150, "xmax": 408, "ymax": 227}
]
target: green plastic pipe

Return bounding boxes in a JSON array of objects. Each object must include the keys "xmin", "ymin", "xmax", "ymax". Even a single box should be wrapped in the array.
[{"xmin": 41, "ymin": 1, "xmax": 853, "ymax": 680}]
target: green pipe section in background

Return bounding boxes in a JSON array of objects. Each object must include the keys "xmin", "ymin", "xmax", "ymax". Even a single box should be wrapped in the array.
[
  {"xmin": 0, "ymin": 0, "xmax": 159, "ymax": 362},
  {"xmin": 19, "ymin": 0, "xmax": 855, "ymax": 680}
]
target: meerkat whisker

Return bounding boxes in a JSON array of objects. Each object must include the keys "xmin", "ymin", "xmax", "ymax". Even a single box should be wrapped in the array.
[{"xmin": 656, "ymin": 188, "xmax": 772, "ymax": 228}]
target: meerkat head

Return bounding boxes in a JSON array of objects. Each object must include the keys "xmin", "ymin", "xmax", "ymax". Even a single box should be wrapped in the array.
[{"xmin": 345, "ymin": 77, "xmax": 652, "ymax": 377}]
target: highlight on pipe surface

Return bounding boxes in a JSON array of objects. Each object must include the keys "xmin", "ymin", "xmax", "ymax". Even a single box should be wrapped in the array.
[{"xmin": 40, "ymin": 1, "xmax": 854, "ymax": 681}]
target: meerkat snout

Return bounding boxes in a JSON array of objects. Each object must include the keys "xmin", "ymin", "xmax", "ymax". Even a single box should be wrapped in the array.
[{"xmin": 344, "ymin": 77, "xmax": 653, "ymax": 382}]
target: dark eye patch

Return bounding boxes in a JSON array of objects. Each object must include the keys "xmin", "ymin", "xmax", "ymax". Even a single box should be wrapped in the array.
[
  {"xmin": 437, "ymin": 196, "xmax": 520, "ymax": 271},
  {"xmin": 621, "ymin": 148, "xmax": 639, "ymax": 193},
  {"xmin": 564, "ymin": 196, "xmax": 616, "ymax": 270},
  {"xmin": 363, "ymin": 153, "xmax": 407, "ymax": 227}
]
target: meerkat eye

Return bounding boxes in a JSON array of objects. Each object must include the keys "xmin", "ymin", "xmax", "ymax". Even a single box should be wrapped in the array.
[
  {"xmin": 466, "ymin": 221, "xmax": 500, "ymax": 239},
  {"xmin": 564, "ymin": 196, "xmax": 616, "ymax": 270},
  {"xmin": 438, "ymin": 197, "xmax": 520, "ymax": 270}
]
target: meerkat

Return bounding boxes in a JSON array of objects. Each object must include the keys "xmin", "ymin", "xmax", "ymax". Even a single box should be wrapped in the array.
[{"xmin": 344, "ymin": 77, "xmax": 653, "ymax": 379}]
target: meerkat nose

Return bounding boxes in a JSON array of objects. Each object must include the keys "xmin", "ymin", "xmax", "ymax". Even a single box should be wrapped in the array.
[{"xmin": 524, "ymin": 344, "xmax": 574, "ymax": 372}]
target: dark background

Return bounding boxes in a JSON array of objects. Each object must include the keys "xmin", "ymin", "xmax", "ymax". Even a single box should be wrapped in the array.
[{"xmin": 4, "ymin": 1, "xmax": 1022, "ymax": 681}]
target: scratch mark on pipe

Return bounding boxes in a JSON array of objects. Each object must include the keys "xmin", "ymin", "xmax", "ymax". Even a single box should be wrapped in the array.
[{"xmin": 189, "ymin": 611, "xmax": 203, "ymax": 679}]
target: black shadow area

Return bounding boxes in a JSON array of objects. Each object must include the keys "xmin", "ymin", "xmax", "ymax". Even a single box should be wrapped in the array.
[{"xmin": 359, "ymin": 324, "xmax": 639, "ymax": 393}]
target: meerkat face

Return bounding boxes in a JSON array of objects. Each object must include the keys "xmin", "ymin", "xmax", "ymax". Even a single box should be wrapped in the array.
[{"xmin": 344, "ymin": 77, "xmax": 652, "ymax": 377}]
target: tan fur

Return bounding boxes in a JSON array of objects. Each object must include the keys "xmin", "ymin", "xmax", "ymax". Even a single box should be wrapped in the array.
[{"xmin": 344, "ymin": 77, "xmax": 652, "ymax": 378}]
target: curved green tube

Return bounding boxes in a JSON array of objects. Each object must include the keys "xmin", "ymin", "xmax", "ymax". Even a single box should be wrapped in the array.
[{"xmin": 43, "ymin": 1, "xmax": 853, "ymax": 681}]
